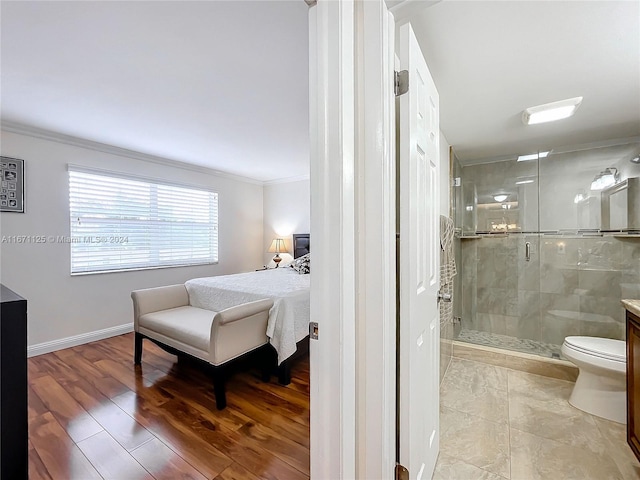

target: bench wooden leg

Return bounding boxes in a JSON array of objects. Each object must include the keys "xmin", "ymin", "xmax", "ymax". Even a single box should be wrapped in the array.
[
  {"xmin": 212, "ymin": 366, "xmax": 227, "ymax": 410},
  {"xmin": 134, "ymin": 332, "xmax": 143, "ymax": 365}
]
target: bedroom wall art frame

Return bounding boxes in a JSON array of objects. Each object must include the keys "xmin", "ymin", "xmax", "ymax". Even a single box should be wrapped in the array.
[{"xmin": 0, "ymin": 157, "xmax": 24, "ymax": 213}]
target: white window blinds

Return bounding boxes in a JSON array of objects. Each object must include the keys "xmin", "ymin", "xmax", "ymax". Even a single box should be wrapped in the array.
[{"xmin": 69, "ymin": 167, "xmax": 218, "ymax": 274}]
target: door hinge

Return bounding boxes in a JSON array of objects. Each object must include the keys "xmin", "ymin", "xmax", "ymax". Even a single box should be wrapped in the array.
[
  {"xmin": 395, "ymin": 463, "xmax": 409, "ymax": 480},
  {"xmin": 394, "ymin": 70, "xmax": 409, "ymax": 97},
  {"xmin": 309, "ymin": 322, "xmax": 318, "ymax": 340}
]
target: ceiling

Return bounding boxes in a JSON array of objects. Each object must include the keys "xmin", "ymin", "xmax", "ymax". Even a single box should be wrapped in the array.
[
  {"xmin": 1, "ymin": 1, "xmax": 638, "ymax": 179},
  {"xmin": 409, "ymin": 0, "xmax": 640, "ymax": 164},
  {"xmin": 0, "ymin": 1, "xmax": 310, "ymax": 183}
]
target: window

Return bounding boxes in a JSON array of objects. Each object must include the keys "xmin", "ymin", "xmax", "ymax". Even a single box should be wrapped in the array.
[{"xmin": 69, "ymin": 166, "xmax": 218, "ymax": 274}]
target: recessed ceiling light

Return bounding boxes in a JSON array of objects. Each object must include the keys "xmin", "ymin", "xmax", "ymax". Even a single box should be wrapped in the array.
[
  {"xmin": 517, "ymin": 151, "xmax": 550, "ymax": 162},
  {"xmin": 494, "ymin": 194, "xmax": 508, "ymax": 202},
  {"xmin": 515, "ymin": 180, "xmax": 534, "ymax": 185},
  {"xmin": 522, "ymin": 97, "xmax": 583, "ymax": 125}
]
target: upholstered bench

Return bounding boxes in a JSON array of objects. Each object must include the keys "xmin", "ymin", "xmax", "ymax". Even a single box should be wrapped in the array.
[{"xmin": 131, "ymin": 284, "xmax": 274, "ymax": 409}]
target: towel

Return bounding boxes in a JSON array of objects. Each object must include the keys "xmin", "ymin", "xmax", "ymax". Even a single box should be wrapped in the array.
[{"xmin": 440, "ymin": 215, "xmax": 457, "ymax": 326}]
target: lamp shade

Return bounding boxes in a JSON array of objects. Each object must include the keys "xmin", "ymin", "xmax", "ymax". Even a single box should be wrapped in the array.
[{"xmin": 268, "ymin": 238, "xmax": 287, "ymax": 254}]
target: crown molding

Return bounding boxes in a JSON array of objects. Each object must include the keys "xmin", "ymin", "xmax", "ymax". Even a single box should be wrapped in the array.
[
  {"xmin": 0, "ymin": 121, "xmax": 265, "ymax": 186},
  {"xmin": 263, "ymin": 174, "xmax": 310, "ymax": 186}
]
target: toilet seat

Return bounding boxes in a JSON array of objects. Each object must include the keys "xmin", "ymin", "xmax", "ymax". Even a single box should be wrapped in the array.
[{"xmin": 563, "ymin": 336, "xmax": 625, "ymax": 363}]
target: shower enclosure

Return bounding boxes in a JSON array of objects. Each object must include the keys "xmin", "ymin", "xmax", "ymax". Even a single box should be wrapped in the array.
[{"xmin": 452, "ymin": 139, "xmax": 640, "ymax": 358}]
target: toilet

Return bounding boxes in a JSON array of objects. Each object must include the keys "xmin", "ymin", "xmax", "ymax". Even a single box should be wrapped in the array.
[{"xmin": 561, "ymin": 336, "xmax": 627, "ymax": 424}]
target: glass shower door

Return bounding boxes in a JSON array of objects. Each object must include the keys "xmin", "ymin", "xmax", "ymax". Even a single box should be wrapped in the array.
[{"xmin": 456, "ymin": 152, "xmax": 543, "ymax": 356}]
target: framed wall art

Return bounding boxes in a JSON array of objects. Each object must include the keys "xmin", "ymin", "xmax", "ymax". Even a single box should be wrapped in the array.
[{"xmin": 0, "ymin": 157, "xmax": 24, "ymax": 213}]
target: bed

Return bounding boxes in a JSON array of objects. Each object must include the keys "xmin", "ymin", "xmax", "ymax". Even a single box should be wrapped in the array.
[{"xmin": 185, "ymin": 234, "xmax": 310, "ymax": 366}]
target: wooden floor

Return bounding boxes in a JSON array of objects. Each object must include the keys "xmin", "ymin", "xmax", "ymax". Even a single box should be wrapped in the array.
[{"xmin": 27, "ymin": 333, "xmax": 310, "ymax": 480}]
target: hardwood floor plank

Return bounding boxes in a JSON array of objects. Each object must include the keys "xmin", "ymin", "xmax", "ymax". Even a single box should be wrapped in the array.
[
  {"xmin": 72, "ymin": 341, "xmax": 117, "ymax": 363},
  {"xmin": 28, "ymin": 440, "xmax": 53, "ymax": 480},
  {"xmin": 28, "ymin": 355, "xmax": 49, "ymax": 380},
  {"xmin": 225, "ymin": 390, "xmax": 310, "ymax": 448},
  {"xmin": 30, "ymin": 353, "xmax": 83, "ymax": 383},
  {"xmin": 151, "ymin": 374, "xmax": 252, "ymax": 432},
  {"xmin": 76, "ymin": 430, "xmax": 154, "ymax": 480},
  {"xmin": 237, "ymin": 421, "xmax": 310, "ymax": 475},
  {"xmin": 94, "ymin": 357, "xmax": 167, "ymax": 396},
  {"xmin": 28, "ymin": 384, "xmax": 49, "ymax": 421},
  {"xmin": 88, "ymin": 400, "xmax": 155, "ymax": 451},
  {"xmin": 238, "ymin": 374, "xmax": 310, "ymax": 409},
  {"xmin": 29, "ymin": 412, "xmax": 102, "ymax": 480},
  {"xmin": 33, "ymin": 351, "xmax": 123, "ymax": 417},
  {"xmin": 108, "ymin": 334, "xmax": 179, "ymax": 373},
  {"xmin": 130, "ymin": 437, "xmax": 208, "ymax": 480},
  {"xmin": 54, "ymin": 348, "xmax": 131, "ymax": 399},
  {"xmin": 30, "ymin": 375, "xmax": 104, "ymax": 443},
  {"xmin": 112, "ymin": 390, "xmax": 233, "ymax": 478},
  {"xmin": 230, "ymin": 381, "xmax": 310, "ymax": 427},
  {"xmin": 213, "ymin": 462, "xmax": 261, "ymax": 480}
]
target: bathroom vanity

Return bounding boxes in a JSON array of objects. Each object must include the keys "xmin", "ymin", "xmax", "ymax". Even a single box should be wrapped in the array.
[{"xmin": 625, "ymin": 299, "xmax": 640, "ymax": 462}]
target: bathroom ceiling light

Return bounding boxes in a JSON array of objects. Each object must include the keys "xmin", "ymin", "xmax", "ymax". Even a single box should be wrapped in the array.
[
  {"xmin": 515, "ymin": 180, "xmax": 534, "ymax": 185},
  {"xmin": 517, "ymin": 151, "xmax": 550, "ymax": 162},
  {"xmin": 494, "ymin": 194, "xmax": 508, "ymax": 202},
  {"xmin": 522, "ymin": 97, "xmax": 583, "ymax": 125}
]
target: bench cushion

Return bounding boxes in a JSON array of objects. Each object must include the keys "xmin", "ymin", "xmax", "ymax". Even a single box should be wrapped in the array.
[{"xmin": 139, "ymin": 306, "xmax": 214, "ymax": 353}]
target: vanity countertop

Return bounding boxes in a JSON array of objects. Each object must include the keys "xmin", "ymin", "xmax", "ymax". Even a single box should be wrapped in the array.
[{"xmin": 622, "ymin": 299, "xmax": 640, "ymax": 318}]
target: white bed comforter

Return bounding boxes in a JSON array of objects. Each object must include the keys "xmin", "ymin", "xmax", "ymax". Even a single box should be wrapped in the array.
[{"xmin": 185, "ymin": 268, "xmax": 310, "ymax": 364}]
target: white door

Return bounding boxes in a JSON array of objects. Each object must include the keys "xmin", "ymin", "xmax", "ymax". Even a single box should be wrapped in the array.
[{"xmin": 398, "ymin": 22, "xmax": 440, "ymax": 480}]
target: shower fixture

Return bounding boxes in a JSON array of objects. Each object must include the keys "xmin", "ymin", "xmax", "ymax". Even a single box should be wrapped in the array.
[{"xmin": 590, "ymin": 167, "xmax": 619, "ymax": 191}]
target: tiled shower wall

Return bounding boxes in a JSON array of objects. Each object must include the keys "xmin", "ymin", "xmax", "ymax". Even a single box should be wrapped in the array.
[{"xmin": 460, "ymin": 234, "xmax": 640, "ymax": 351}]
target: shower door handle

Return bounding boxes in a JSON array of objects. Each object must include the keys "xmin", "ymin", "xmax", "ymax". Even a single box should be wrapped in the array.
[{"xmin": 525, "ymin": 242, "xmax": 531, "ymax": 262}]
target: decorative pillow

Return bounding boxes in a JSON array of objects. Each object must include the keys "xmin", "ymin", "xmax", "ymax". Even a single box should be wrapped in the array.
[{"xmin": 290, "ymin": 253, "xmax": 310, "ymax": 274}]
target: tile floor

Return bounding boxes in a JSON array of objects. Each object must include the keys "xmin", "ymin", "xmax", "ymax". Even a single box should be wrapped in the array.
[{"xmin": 433, "ymin": 357, "xmax": 640, "ymax": 480}]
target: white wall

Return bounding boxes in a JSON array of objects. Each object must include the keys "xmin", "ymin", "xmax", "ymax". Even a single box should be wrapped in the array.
[
  {"xmin": 440, "ymin": 131, "xmax": 451, "ymax": 217},
  {"xmin": 0, "ymin": 130, "xmax": 264, "ymax": 351},
  {"xmin": 262, "ymin": 179, "xmax": 310, "ymax": 267}
]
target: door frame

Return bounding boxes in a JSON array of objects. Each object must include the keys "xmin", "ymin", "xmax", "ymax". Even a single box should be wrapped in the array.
[
  {"xmin": 309, "ymin": 2, "xmax": 357, "ymax": 478},
  {"xmin": 309, "ymin": 0, "xmax": 402, "ymax": 478}
]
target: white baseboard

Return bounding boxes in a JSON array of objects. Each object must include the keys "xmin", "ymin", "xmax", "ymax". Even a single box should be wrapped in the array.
[{"xmin": 28, "ymin": 323, "xmax": 134, "ymax": 358}]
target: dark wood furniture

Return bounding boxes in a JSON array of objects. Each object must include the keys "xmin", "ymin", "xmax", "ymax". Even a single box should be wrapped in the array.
[
  {"xmin": 0, "ymin": 284, "xmax": 28, "ymax": 479},
  {"xmin": 627, "ymin": 307, "xmax": 640, "ymax": 462}
]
